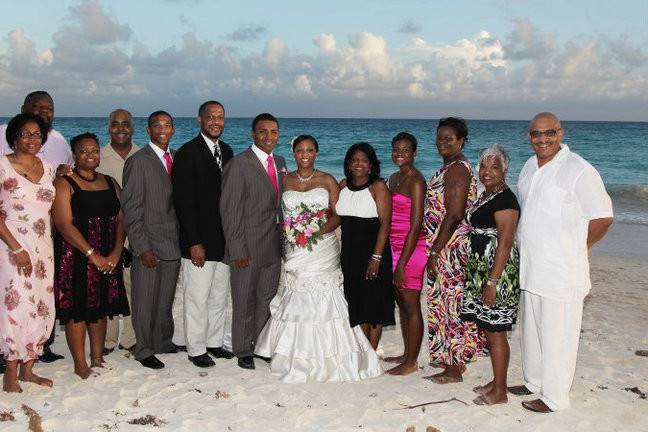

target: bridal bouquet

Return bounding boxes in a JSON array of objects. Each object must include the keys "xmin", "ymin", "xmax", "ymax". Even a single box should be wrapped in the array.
[{"xmin": 283, "ymin": 203, "xmax": 328, "ymax": 251}]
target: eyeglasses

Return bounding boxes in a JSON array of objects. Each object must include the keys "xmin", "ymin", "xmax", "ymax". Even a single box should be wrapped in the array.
[
  {"xmin": 529, "ymin": 128, "xmax": 561, "ymax": 139},
  {"xmin": 18, "ymin": 131, "xmax": 43, "ymax": 140}
]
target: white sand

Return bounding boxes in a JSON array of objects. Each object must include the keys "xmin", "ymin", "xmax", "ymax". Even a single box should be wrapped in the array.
[{"xmin": 1, "ymin": 223, "xmax": 647, "ymax": 431}]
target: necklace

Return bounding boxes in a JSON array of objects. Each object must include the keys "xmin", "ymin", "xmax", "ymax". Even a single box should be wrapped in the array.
[
  {"xmin": 391, "ymin": 169, "xmax": 412, "ymax": 190},
  {"xmin": 19, "ymin": 158, "xmax": 40, "ymax": 179},
  {"xmin": 296, "ymin": 169, "xmax": 316, "ymax": 182},
  {"xmin": 472, "ymin": 183, "xmax": 507, "ymax": 210},
  {"xmin": 74, "ymin": 168, "xmax": 97, "ymax": 182}
]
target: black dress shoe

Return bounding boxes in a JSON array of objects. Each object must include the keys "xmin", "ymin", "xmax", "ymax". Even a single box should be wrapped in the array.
[
  {"xmin": 237, "ymin": 356, "xmax": 255, "ymax": 370},
  {"xmin": 39, "ymin": 349, "xmax": 64, "ymax": 363},
  {"xmin": 207, "ymin": 347, "xmax": 235, "ymax": 359},
  {"xmin": 139, "ymin": 355, "xmax": 165, "ymax": 369},
  {"xmin": 254, "ymin": 354, "xmax": 271, "ymax": 363},
  {"xmin": 189, "ymin": 353, "xmax": 216, "ymax": 368},
  {"xmin": 161, "ymin": 344, "xmax": 186, "ymax": 354}
]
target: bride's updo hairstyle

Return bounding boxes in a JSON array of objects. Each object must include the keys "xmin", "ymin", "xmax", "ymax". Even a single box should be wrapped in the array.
[{"xmin": 291, "ymin": 134, "xmax": 319, "ymax": 152}]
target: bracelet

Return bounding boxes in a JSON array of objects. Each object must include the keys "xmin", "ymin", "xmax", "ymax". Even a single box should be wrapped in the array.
[
  {"xmin": 429, "ymin": 250, "xmax": 438, "ymax": 257},
  {"xmin": 85, "ymin": 248, "xmax": 94, "ymax": 257},
  {"xmin": 10, "ymin": 247, "xmax": 24, "ymax": 255},
  {"xmin": 371, "ymin": 254, "xmax": 382, "ymax": 262},
  {"xmin": 486, "ymin": 277, "xmax": 498, "ymax": 287}
]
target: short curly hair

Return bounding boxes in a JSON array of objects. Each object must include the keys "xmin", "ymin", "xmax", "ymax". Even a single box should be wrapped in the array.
[
  {"xmin": 5, "ymin": 113, "xmax": 48, "ymax": 150},
  {"xmin": 343, "ymin": 142, "xmax": 381, "ymax": 183}
]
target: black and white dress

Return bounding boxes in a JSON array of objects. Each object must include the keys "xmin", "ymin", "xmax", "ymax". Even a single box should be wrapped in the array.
[
  {"xmin": 336, "ymin": 180, "xmax": 395, "ymax": 328},
  {"xmin": 461, "ymin": 187, "xmax": 520, "ymax": 332}
]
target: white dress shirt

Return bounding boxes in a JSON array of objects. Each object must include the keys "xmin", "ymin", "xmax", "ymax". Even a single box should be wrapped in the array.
[
  {"xmin": 251, "ymin": 143, "xmax": 278, "ymax": 179},
  {"xmin": 0, "ymin": 124, "xmax": 73, "ymax": 166},
  {"xmin": 517, "ymin": 144, "xmax": 613, "ymax": 301},
  {"xmin": 148, "ymin": 141, "xmax": 172, "ymax": 171}
]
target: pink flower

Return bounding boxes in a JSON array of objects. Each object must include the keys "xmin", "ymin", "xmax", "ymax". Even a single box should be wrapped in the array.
[
  {"xmin": 36, "ymin": 300, "xmax": 50, "ymax": 318},
  {"xmin": 2, "ymin": 177, "xmax": 18, "ymax": 192},
  {"xmin": 36, "ymin": 188, "xmax": 55, "ymax": 203},
  {"xmin": 32, "ymin": 218, "xmax": 46, "ymax": 237},
  {"xmin": 4, "ymin": 288, "xmax": 20, "ymax": 311},
  {"xmin": 34, "ymin": 259, "xmax": 47, "ymax": 280}
]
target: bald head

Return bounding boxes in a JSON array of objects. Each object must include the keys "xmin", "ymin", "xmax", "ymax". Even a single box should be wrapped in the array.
[{"xmin": 529, "ymin": 112, "xmax": 561, "ymax": 131}]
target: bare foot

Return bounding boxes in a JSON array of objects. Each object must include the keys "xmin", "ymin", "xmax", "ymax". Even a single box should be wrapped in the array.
[
  {"xmin": 19, "ymin": 371, "xmax": 53, "ymax": 387},
  {"xmin": 74, "ymin": 366, "xmax": 93, "ymax": 380},
  {"xmin": 386, "ymin": 362, "xmax": 418, "ymax": 375},
  {"xmin": 474, "ymin": 388, "xmax": 508, "ymax": 405},
  {"xmin": 473, "ymin": 380, "xmax": 494, "ymax": 395},
  {"xmin": 422, "ymin": 365, "xmax": 465, "ymax": 384},
  {"xmin": 90, "ymin": 357, "xmax": 105, "ymax": 368},
  {"xmin": 428, "ymin": 361, "xmax": 446, "ymax": 369},
  {"xmin": 383, "ymin": 355, "xmax": 406, "ymax": 364},
  {"xmin": 2, "ymin": 375, "xmax": 23, "ymax": 393}
]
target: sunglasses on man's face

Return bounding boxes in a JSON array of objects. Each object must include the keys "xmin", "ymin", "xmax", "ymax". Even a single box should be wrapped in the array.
[{"xmin": 529, "ymin": 128, "xmax": 561, "ymax": 139}]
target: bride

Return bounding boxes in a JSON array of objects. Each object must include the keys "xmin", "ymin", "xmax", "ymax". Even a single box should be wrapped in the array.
[{"xmin": 254, "ymin": 135, "xmax": 382, "ymax": 382}]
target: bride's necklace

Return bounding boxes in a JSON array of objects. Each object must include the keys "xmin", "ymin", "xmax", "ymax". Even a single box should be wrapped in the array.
[
  {"xmin": 74, "ymin": 168, "xmax": 97, "ymax": 182},
  {"xmin": 296, "ymin": 169, "xmax": 316, "ymax": 182}
]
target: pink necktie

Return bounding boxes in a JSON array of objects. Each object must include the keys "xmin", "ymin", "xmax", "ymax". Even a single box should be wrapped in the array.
[
  {"xmin": 163, "ymin": 151, "xmax": 173, "ymax": 177},
  {"xmin": 266, "ymin": 154, "xmax": 278, "ymax": 198}
]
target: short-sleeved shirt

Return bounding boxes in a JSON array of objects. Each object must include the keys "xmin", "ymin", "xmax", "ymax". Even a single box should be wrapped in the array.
[
  {"xmin": 0, "ymin": 124, "xmax": 73, "ymax": 166},
  {"xmin": 97, "ymin": 142, "xmax": 140, "ymax": 187},
  {"xmin": 517, "ymin": 144, "xmax": 613, "ymax": 301}
]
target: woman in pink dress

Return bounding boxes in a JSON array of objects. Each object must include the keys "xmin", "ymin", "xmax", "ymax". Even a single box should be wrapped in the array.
[
  {"xmin": 0, "ymin": 113, "xmax": 56, "ymax": 392},
  {"xmin": 384, "ymin": 132, "xmax": 427, "ymax": 375}
]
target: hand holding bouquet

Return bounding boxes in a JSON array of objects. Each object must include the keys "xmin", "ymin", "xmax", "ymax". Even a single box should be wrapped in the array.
[{"xmin": 283, "ymin": 203, "xmax": 328, "ymax": 251}]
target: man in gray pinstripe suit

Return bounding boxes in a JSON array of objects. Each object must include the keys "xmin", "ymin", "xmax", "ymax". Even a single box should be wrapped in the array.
[
  {"xmin": 220, "ymin": 113, "xmax": 285, "ymax": 370},
  {"xmin": 122, "ymin": 111, "xmax": 182, "ymax": 369}
]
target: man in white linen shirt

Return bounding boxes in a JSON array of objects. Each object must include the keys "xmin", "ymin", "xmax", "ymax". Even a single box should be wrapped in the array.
[
  {"xmin": 97, "ymin": 109, "xmax": 140, "ymax": 355},
  {"xmin": 510, "ymin": 112, "xmax": 614, "ymax": 413},
  {"xmin": 0, "ymin": 91, "xmax": 73, "ymax": 167}
]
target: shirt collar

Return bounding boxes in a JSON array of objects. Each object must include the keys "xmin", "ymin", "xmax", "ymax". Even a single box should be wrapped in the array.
[
  {"xmin": 251, "ymin": 143, "xmax": 273, "ymax": 159},
  {"xmin": 104, "ymin": 142, "xmax": 139, "ymax": 159},
  {"xmin": 148, "ymin": 141, "xmax": 169, "ymax": 158},
  {"xmin": 534, "ymin": 143, "xmax": 570, "ymax": 169},
  {"xmin": 200, "ymin": 133, "xmax": 219, "ymax": 152}
]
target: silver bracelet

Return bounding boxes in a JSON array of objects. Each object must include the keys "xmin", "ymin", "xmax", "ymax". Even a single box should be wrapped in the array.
[
  {"xmin": 10, "ymin": 247, "xmax": 24, "ymax": 255},
  {"xmin": 85, "ymin": 248, "xmax": 94, "ymax": 257}
]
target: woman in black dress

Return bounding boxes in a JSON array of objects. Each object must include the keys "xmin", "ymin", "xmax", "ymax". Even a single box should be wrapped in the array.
[
  {"xmin": 461, "ymin": 144, "xmax": 520, "ymax": 405},
  {"xmin": 52, "ymin": 133, "xmax": 129, "ymax": 379},
  {"xmin": 335, "ymin": 142, "xmax": 394, "ymax": 349}
]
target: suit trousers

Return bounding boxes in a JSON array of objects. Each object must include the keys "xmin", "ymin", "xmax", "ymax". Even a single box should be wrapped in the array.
[
  {"xmin": 131, "ymin": 258, "xmax": 180, "ymax": 361},
  {"xmin": 105, "ymin": 266, "xmax": 136, "ymax": 350},
  {"xmin": 230, "ymin": 261, "xmax": 281, "ymax": 358},
  {"xmin": 520, "ymin": 290, "xmax": 584, "ymax": 411},
  {"xmin": 179, "ymin": 258, "xmax": 231, "ymax": 356}
]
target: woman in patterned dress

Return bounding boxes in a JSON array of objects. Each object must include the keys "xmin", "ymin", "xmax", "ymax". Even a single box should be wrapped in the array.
[
  {"xmin": 0, "ymin": 113, "xmax": 56, "ymax": 393},
  {"xmin": 461, "ymin": 145, "xmax": 520, "ymax": 405},
  {"xmin": 424, "ymin": 117, "xmax": 486, "ymax": 384}
]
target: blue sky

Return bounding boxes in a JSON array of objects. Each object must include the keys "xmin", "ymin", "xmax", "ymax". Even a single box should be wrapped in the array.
[{"xmin": 1, "ymin": 0, "xmax": 647, "ymax": 120}]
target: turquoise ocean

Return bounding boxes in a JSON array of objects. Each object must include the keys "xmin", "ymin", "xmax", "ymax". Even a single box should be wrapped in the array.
[{"xmin": 3, "ymin": 117, "xmax": 646, "ymax": 225}]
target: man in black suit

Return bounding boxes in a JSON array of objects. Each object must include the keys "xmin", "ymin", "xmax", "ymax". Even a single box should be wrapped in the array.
[{"xmin": 172, "ymin": 101, "xmax": 235, "ymax": 367}]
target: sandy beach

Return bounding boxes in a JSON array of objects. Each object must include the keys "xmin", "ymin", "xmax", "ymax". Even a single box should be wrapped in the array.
[{"xmin": 0, "ymin": 222, "xmax": 646, "ymax": 432}]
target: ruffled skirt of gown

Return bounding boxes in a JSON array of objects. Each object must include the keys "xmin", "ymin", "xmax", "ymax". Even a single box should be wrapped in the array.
[{"xmin": 255, "ymin": 232, "xmax": 383, "ymax": 383}]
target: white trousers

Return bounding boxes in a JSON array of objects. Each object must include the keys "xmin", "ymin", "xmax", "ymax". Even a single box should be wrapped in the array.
[
  {"xmin": 520, "ymin": 291, "xmax": 584, "ymax": 411},
  {"xmin": 105, "ymin": 266, "xmax": 136, "ymax": 349},
  {"xmin": 173, "ymin": 258, "xmax": 231, "ymax": 357}
]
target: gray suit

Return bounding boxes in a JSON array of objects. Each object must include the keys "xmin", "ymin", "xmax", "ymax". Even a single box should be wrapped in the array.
[
  {"xmin": 220, "ymin": 147, "xmax": 285, "ymax": 357},
  {"xmin": 122, "ymin": 144, "xmax": 181, "ymax": 361}
]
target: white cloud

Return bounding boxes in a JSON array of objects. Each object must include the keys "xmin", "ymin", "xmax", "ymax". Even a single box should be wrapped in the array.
[{"xmin": 0, "ymin": 5, "xmax": 647, "ymax": 119}]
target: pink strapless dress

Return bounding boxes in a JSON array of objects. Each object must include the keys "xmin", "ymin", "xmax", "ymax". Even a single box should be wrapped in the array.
[{"xmin": 389, "ymin": 192, "xmax": 427, "ymax": 291}]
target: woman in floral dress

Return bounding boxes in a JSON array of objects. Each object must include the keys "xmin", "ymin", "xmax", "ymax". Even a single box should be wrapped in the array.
[
  {"xmin": 424, "ymin": 117, "xmax": 486, "ymax": 384},
  {"xmin": 0, "ymin": 113, "xmax": 56, "ymax": 392}
]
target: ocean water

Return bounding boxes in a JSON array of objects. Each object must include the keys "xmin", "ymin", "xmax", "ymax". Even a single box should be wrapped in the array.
[{"xmin": 3, "ymin": 117, "xmax": 647, "ymax": 224}]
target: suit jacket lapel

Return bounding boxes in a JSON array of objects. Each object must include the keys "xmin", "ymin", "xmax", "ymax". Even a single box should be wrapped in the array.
[
  {"xmin": 144, "ymin": 144, "xmax": 171, "ymax": 180},
  {"xmin": 243, "ymin": 147, "xmax": 280, "ymax": 198}
]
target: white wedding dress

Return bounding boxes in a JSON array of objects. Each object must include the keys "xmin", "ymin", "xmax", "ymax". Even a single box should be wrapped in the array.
[{"xmin": 254, "ymin": 187, "xmax": 383, "ymax": 383}]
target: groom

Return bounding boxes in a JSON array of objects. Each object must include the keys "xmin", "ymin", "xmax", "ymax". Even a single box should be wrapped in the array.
[{"xmin": 220, "ymin": 113, "xmax": 285, "ymax": 370}]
